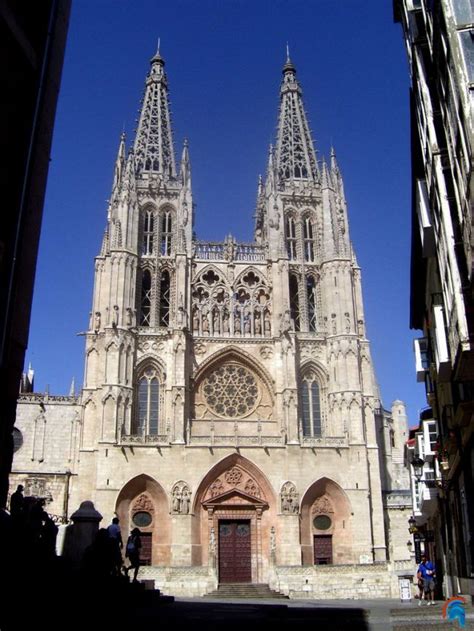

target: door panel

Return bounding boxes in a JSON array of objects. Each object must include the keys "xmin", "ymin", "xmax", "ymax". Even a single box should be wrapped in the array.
[
  {"xmin": 314, "ymin": 534, "xmax": 332, "ymax": 565},
  {"xmin": 219, "ymin": 520, "xmax": 251, "ymax": 583}
]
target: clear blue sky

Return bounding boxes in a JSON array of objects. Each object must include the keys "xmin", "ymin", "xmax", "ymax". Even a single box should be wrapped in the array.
[{"xmin": 26, "ymin": 0, "xmax": 427, "ymax": 425}]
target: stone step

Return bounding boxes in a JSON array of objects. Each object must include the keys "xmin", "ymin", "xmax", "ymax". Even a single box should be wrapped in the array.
[{"xmin": 205, "ymin": 583, "xmax": 289, "ymax": 599}]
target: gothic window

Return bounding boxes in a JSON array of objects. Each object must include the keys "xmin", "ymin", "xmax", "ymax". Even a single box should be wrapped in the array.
[
  {"xmin": 134, "ymin": 368, "xmax": 161, "ymax": 435},
  {"xmin": 143, "ymin": 210, "xmax": 154, "ymax": 256},
  {"xmin": 159, "ymin": 270, "xmax": 170, "ymax": 327},
  {"xmin": 289, "ymin": 274, "xmax": 300, "ymax": 331},
  {"xmin": 301, "ymin": 373, "xmax": 322, "ymax": 437},
  {"xmin": 303, "ymin": 217, "xmax": 315, "ymax": 262},
  {"xmin": 307, "ymin": 276, "xmax": 317, "ymax": 332},
  {"xmin": 161, "ymin": 211, "xmax": 172, "ymax": 256},
  {"xmin": 202, "ymin": 363, "xmax": 260, "ymax": 418},
  {"xmin": 140, "ymin": 269, "xmax": 152, "ymax": 326},
  {"xmin": 285, "ymin": 216, "xmax": 297, "ymax": 260}
]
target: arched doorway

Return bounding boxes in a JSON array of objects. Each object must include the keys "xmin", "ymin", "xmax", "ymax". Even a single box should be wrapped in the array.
[
  {"xmin": 115, "ymin": 474, "xmax": 171, "ymax": 565},
  {"xmin": 193, "ymin": 454, "xmax": 276, "ymax": 583},
  {"xmin": 300, "ymin": 477, "xmax": 353, "ymax": 565}
]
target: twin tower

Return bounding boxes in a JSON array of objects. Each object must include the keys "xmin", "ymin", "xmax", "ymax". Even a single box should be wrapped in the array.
[{"xmin": 14, "ymin": 48, "xmax": 411, "ymax": 597}]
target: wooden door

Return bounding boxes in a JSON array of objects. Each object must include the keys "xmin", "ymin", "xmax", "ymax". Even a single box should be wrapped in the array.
[
  {"xmin": 218, "ymin": 520, "xmax": 251, "ymax": 583},
  {"xmin": 314, "ymin": 535, "xmax": 332, "ymax": 565},
  {"xmin": 140, "ymin": 532, "xmax": 152, "ymax": 565}
]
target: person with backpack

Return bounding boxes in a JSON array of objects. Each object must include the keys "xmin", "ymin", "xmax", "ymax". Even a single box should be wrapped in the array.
[{"xmin": 125, "ymin": 527, "xmax": 141, "ymax": 582}]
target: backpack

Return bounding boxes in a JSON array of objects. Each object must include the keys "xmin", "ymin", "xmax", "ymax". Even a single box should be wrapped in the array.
[{"xmin": 126, "ymin": 538, "xmax": 136, "ymax": 554}]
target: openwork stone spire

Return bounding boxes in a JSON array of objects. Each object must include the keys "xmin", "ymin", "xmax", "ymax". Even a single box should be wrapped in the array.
[
  {"xmin": 134, "ymin": 46, "xmax": 176, "ymax": 179},
  {"xmin": 275, "ymin": 53, "xmax": 319, "ymax": 183}
]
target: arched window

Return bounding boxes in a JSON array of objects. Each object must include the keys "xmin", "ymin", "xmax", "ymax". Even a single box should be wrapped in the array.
[
  {"xmin": 301, "ymin": 373, "xmax": 322, "ymax": 437},
  {"xmin": 134, "ymin": 368, "xmax": 160, "ymax": 435},
  {"xmin": 159, "ymin": 270, "xmax": 170, "ymax": 327},
  {"xmin": 289, "ymin": 274, "xmax": 300, "ymax": 331},
  {"xmin": 161, "ymin": 211, "xmax": 172, "ymax": 256},
  {"xmin": 140, "ymin": 269, "xmax": 152, "ymax": 326},
  {"xmin": 143, "ymin": 210, "xmax": 154, "ymax": 255},
  {"xmin": 303, "ymin": 217, "xmax": 315, "ymax": 262},
  {"xmin": 307, "ymin": 276, "xmax": 317, "ymax": 332},
  {"xmin": 285, "ymin": 216, "xmax": 297, "ymax": 260}
]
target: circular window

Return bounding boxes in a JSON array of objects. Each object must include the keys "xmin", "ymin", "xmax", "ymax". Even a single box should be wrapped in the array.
[
  {"xmin": 13, "ymin": 428, "xmax": 23, "ymax": 453},
  {"xmin": 202, "ymin": 363, "xmax": 260, "ymax": 418},
  {"xmin": 132, "ymin": 511, "xmax": 152, "ymax": 527},
  {"xmin": 313, "ymin": 515, "xmax": 332, "ymax": 530}
]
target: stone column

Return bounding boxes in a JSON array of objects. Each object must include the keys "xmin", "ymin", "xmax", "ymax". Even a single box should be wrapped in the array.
[{"xmin": 62, "ymin": 500, "xmax": 102, "ymax": 568}]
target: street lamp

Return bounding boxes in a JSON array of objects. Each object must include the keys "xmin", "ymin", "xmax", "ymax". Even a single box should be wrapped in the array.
[
  {"xmin": 412, "ymin": 457, "xmax": 425, "ymax": 481},
  {"xmin": 408, "ymin": 515, "xmax": 418, "ymax": 534}
]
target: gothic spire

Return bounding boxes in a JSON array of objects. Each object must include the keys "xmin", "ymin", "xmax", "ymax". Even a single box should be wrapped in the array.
[
  {"xmin": 134, "ymin": 45, "xmax": 176, "ymax": 179},
  {"xmin": 274, "ymin": 52, "xmax": 319, "ymax": 183}
]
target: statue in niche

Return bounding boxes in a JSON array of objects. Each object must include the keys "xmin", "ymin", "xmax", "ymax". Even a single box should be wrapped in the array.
[
  {"xmin": 264, "ymin": 311, "xmax": 271, "ymax": 335},
  {"xmin": 254, "ymin": 314, "xmax": 262, "ymax": 335},
  {"xmin": 331, "ymin": 313, "xmax": 337, "ymax": 334},
  {"xmin": 112, "ymin": 305, "xmax": 119, "ymax": 327},
  {"xmin": 280, "ymin": 310, "xmax": 291, "ymax": 335},
  {"xmin": 171, "ymin": 487, "xmax": 182, "ymax": 513},
  {"xmin": 234, "ymin": 314, "xmax": 241, "ymax": 334},
  {"xmin": 222, "ymin": 312, "xmax": 229, "ymax": 334},
  {"xmin": 202, "ymin": 313, "xmax": 209, "ymax": 335},
  {"xmin": 345, "ymin": 312, "xmax": 351, "ymax": 333},
  {"xmin": 192, "ymin": 309, "xmax": 199, "ymax": 333},
  {"xmin": 126, "ymin": 307, "xmax": 133, "ymax": 327},
  {"xmin": 181, "ymin": 488, "xmax": 191, "ymax": 514},
  {"xmin": 244, "ymin": 316, "xmax": 251, "ymax": 335},
  {"xmin": 213, "ymin": 311, "xmax": 220, "ymax": 335},
  {"xmin": 94, "ymin": 311, "xmax": 101, "ymax": 332},
  {"xmin": 357, "ymin": 319, "xmax": 364, "ymax": 336},
  {"xmin": 281, "ymin": 482, "xmax": 299, "ymax": 515}
]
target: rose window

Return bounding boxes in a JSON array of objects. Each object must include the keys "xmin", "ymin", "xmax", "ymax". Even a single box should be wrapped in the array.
[{"xmin": 202, "ymin": 363, "xmax": 260, "ymax": 418}]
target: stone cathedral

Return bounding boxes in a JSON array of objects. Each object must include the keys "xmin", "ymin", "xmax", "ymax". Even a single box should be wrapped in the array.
[{"xmin": 11, "ymin": 50, "xmax": 413, "ymax": 598}]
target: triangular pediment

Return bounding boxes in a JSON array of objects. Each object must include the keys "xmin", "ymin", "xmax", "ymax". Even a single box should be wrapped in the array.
[{"xmin": 202, "ymin": 488, "xmax": 268, "ymax": 510}]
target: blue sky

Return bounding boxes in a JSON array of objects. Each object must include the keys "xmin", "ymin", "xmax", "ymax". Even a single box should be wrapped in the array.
[{"xmin": 26, "ymin": 0, "xmax": 427, "ymax": 424}]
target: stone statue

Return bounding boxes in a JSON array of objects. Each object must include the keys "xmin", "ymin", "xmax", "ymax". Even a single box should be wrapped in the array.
[
  {"xmin": 281, "ymin": 482, "xmax": 299, "ymax": 515},
  {"xmin": 202, "ymin": 313, "xmax": 209, "ymax": 334},
  {"xmin": 280, "ymin": 309, "xmax": 291, "ymax": 334},
  {"xmin": 192, "ymin": 309, "xmax": 199, "ymax": 333},
  {"xmin": 244, "ymin": 317, "xmax": 251, "ymax": 334},
  {"xmin": 234, "ymin": 314, "xmax": 241, "ymax": 334},
  {"xmin": 112, "ymin": 305, "xmax": 119, "ymax": 327},
  {"xmin": 222, "ymin": 313, "xmax": 229, "ymax": 334},
  {"xmin": 126, "ymin": 307, "xmax": 133, "ymax": 327},
  {"xmin": 254, "ymin": 314, "xmax": 262, "ymax": 335},
  {"xmin": 181, "ymin": 488, "xmax": 191, "ymax": 514},
  {"xmin": 172, "ymin": 488, "xmax": 182, "ymax": 513},
  {"xmin": 264, "ymin": 311, "xmax": 271, "ymax": 335},
  {"xmin": 94, "ymin": 311, "xmax": 101, "ymax": 332},
  {"xmin": 213, "ymin": 311, "xmax": 220, "ymax": 335}
]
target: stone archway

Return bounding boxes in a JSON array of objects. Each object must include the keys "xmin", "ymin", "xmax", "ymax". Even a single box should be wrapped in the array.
[
  {"xmin": 115, "ymin": 474, "xmax": 171, "ymax": 565},
  {"xmin": 192, "ymin": 454, "xmax": 276, "ymax": 583},
  {"xmin": 300, "ymin": 477, "xmax": 353, "ymax": 566}
]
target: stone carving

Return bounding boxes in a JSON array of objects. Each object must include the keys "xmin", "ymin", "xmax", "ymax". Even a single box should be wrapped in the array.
[
  {"xmin": 281, "ymin": 481, "xmax": 299, "ymax": 515},
  {"xmin": 201, "ymin": 363, "xmax": 260, "ymax": 419},
  {"xmin": 94, "ymin": 311, "xmax": 101, "ymax": 332},
  {"xmin": 171, "ymin": 481, "xmax": 191, "ymax": 514},
  {"xmin": 259, "ymin": 346, "xmax": 273, "ymax": 360},
  {"xmin": 244, "ymin": 478, "xmax": 261, "ymax": 498},
  {"xmin": 270, "ymin": 526, "xmax": 276, "ymax": 552},
  {"xmin": 344, "ymin": 312, "xmax": 351, "ymax": 333},
  {"xmin": 194, "ymin": 341, "xmax": 207, "ymax": 355},
  {"xmin": 224, "ymin": 466, "xmax": 243, "ymax": 486},
  {"xmin": 24, "ymin": 478, "xmax": 52, "ymax": 502},
  {"xmin": 312, "ymin": 495, "xmax": 334, "ymax": 515},
  {"xmin": 132, "ymin": 493, "xmax": 154, "ymax": 513},
  {"xmin": 280, "ymin": 309, "xmax": 292, "ymax": 334},
  {"xmin": 209, "ymin": 479, "xmax": 224, "ymax": 497}
]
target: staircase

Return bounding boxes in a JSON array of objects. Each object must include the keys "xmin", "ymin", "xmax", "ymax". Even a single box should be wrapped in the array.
[{"xmin": 205, "ymin": 583, "xmax": 288, "ymax": 599}]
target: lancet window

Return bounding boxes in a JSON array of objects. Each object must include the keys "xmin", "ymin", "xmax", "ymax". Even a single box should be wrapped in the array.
[
  {"xmin": 161, "ymin": 211, "xmax": 172, "ymax": 256},
  {"xmin": 143, "ymin": 210, "xmax": 155, "ymax": 256},
  {"xmin": 159, "ymin": 270, "xmax": 170, "ymax": 327},
  {"xmin": 289, "ymin": 274, "xmax": 300, "ymax": 331},
  {"xmin": 133, "ymin": 367, "xmax": 163, "ymax": 436},
  {"xmin": 285, "ymin": 216, "xmax": 297, "ymax": 260},
  {"xmin": 303, "ymin": 216, "xmax": 315, "ymax": 262},
  {"xmin": 307, "ymin": 275, "xmax": 317, "ymax": 332},
  {"xmin": 140, "ymin": 269, "xmax": 152, "ymax": 326},
  {"xmin": 301, "ymin": 370, "xmax": 322, "ymax": 437}
]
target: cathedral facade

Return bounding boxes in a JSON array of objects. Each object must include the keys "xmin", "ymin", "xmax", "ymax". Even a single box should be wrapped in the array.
[{"xmin": 11, "ymin": 50, "xmax": 412, "ymax": 597}]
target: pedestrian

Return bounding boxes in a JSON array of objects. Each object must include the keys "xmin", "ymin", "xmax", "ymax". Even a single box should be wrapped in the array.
[
  {"xmin": 125, "ymin": 527, "xmax": 141, "ymax": 582},
  {"xmin": 417, "ymin": 554, "xmax": 436, "ymax": 606},
  {"xmin": 107, "ymin": 516, "xmax": 123, "ymax": 575},
  {"xmin": 9, "ymin": 485, "xmax": 24, "ymax": 521}
]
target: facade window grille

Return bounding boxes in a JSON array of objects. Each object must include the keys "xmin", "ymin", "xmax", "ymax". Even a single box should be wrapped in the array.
[
  {"xmin": 160, "ymin": 270, "xmax": 170, "ymax": 327},
  {"xmin": 286, "ymin": 216, "xmax": 297, "ymax": 260},
  {"xmin": 140, "ymin": 269, "xmax": 152, "ymax": 326},
  {"xmin": 161, "ymin": 211, "xmax": 172, "ymax": 256},
  {"xmin": 289, "ymin": 274, "xmax": 300, "ymax": 331},
  {"xmin": 143, "ymin": 210, "xmax": 154, "ymax": 255},
  {"xmin": 307, "ymin": 276, "xmax": 317, "ymax": 332},
  {"xmin": 303, "ymin": 217, "xmax": 315, "ymax": 262},
  {"xmin": 301, "ymin": 376, "xmax": 322, "ymax": 437},
  {"xmin": 134, "ymin": 368, "xmax": 160, "ymax": 435}
]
